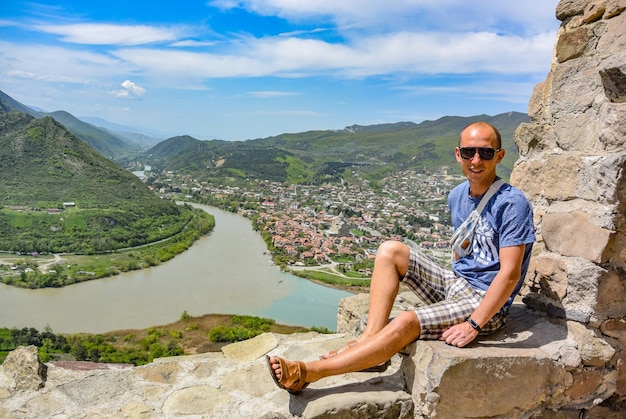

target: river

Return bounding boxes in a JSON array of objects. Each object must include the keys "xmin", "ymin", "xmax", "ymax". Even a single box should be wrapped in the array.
[{"xmin": 0, "ymin": 204, "xmax": 353, "ymax": 334}]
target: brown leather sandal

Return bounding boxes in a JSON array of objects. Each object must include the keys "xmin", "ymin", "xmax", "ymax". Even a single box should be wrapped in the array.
[{"xmin": 266, "ymin": 355, "xmax": 309, "ymax": 395}]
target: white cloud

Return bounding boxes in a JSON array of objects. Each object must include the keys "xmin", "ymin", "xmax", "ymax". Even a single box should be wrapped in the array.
[
  {"xmin": 2, "ymin": 1, "xmax": 559, "ymax": 87},
  {"xmin": 0, "ymin": 0, "xmax": 560, "ymax": 136},
  {"xmin": 396, "ymin": 80, "xmax": 539, "ymax": 105},
  {"xmin": 249, "ymin": 91, "xmax": 299, "ymax": 98},
  {"xmin": 111, "ymin": 80, "xmax": 146, "ymax": 99},
  {"xmin": 0, "ymin": 19, "xmax": 20, "ymax": 27},
  {"xmin": 2, "ymin": 8, "xmax": 556, "ymax": 95},
  {"xmin": 209, "ymin": 0, "xmax": 559, "ymax": 35},
  {"xmin": 250, "ymin": 109, "xmax": 321, "ymax": 116},
  {"xmin": 170, "ymin": 39, "xmax": 218, "ymax": 47},
  {"xmin": 0, "ymin": 41, "xmax": 130, "ymax": 84},
  {"xmin": 111, "ymin": 28, "xmax": 553, "ymax": 80},
  {"xmin": 112, "ymin": 48, "xmax": 268, "ymax": 78},
  {"xmin": 35, "ymin": 23, "xmax": 180, "ymax": 45}
]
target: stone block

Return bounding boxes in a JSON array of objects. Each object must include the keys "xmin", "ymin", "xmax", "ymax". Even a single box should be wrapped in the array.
[
  {"xmin": 583, "ymin": 0, "xmax": 607, "ymax": 23},
  {"xmin": 221, "ymin": 332, "xmax": 279, "ymax": 363},
  {"xmin": 162, "ymin": 385, "xmax": 231, "ymax": 416},
  {"xmin": 600, "ymin": 67, "xmax": 626, "ymax": 103},
  {"xmin": 596, "ymin": 269, "xmax": 626, "ymax": 319},
  {"xmin": 601, "ymin": 318, "xmax": 626, "ymax": 340},
  {"xmin": 337, "ymin": 292, "xmax": 370, "ymax": 335},
  {"xmin": 542, "ymin": 211, "xmax": 614, "ymax": 262},
  {"xmin": 604, "ymin": 0, "xmax": 626, "ymax": 19},
  {"xmin": 556, "ymin": 0, "xmax": 588, "ymax": 21},
  {"xmin": 523, "ymin": 254, "xmax": 607, "ymax": 323},
  {"xmin": 405, "ymin": 341, "xmax": 571, "ymax": 417},
  {"xmin": 563, "ymin": 368, "xmax": 617, "ymax": 409},
  {"xmin": 579, "ymin": 153, "xmax": 626, "ymax": 204},
  {"xmin": 397, "ymin": 304, "xmax": 610, "ymax": 416},
  {"xmin": 556, "ymin": 27, "xmax": 591, "ymax": 62},
  {"xmin": 135, "ymin": 360, "xmax": 179, "ymax": 384},
  {"xmin": 542, "ymin": 199, "xmax": 617, "ymax": 231},
  {"xmin": 302, "ymin": 390, "xmax": 415, "ymax": 419},
  {"xmin": 550, "ymin": 60, "xmax": 602, "ymax": 121},
  {"xmin": 599, "ymin": 102, "xmax": 626, "ymax": 149},
  {"xmin": 509, "ymin": 156, "xmax": 582, "ymax": 201},
  {"xmin": 597, "ymin": 11, "xmax": 626, "ymax": 54},
  {"xmin": 0, "ymin": 345, "xmax": 44, "ymax": 393},
  {"xmin": 526, "ymin": 78, "xmax": 550, "ymax": 122},
  {"xmin": 568, "ymin": 321, "xmax": 616, "ymax": 367},
  {"xmin": 514, "ymin": 122, "xmax": 558, "ymax": 156},
  {"xmin": 529, "ymin": 253, "xmax": 569, "ymax": 301}
]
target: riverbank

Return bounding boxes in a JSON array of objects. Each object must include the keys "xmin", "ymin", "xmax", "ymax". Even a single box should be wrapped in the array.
[
  {"xmin": 0, "ymin": 207, "xmax": 215, "ymax": 289},
  {"xmin": 0, "ymin": 204, "xmax": 353, "ymax": 334},
  {"xmin": 0, "ymin": 312, "xmax": 321, "ymax": 365}
]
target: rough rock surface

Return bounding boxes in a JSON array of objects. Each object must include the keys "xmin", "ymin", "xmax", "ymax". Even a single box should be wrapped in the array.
[
  {"xmin": 1, "ymin": 0, "xmax": 626, "ymax": 417},
  {"xmin": 0, "ymin": 296, "xmax": 621, "ymax": 418},
  {"xmin": 511, "ymin": 0, "xmax": 626, "ymax": 411}
]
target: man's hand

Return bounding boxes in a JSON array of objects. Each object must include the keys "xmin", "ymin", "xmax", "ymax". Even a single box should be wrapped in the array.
[{"xmin": 440, "ymin": 321, "xmax": 478, "ymax": 347}]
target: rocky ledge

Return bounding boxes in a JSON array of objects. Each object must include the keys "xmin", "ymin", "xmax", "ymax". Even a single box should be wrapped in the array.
[{"xmin": 0, "ymin": 293, "xmax": 620, "ymax": 418}]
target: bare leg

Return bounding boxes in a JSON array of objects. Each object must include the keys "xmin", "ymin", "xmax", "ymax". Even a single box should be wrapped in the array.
[
  {"xmin": 359, "ymin": 241, "xmax": 410, "ymax": 340},
  {"xmin": 269, "ymin": 243, "xmax": 417, "ymax": 389},
  {"xmin": 320, "ymin": 240, "xmax": 410, "ymax": 359},
  {"xmin": 269, "ymin": 310, "xmax": 421, "ymax": 385}
]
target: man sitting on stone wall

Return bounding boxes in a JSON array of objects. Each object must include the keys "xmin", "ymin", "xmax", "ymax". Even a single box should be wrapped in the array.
[{"xmin": 267, "ymin": 121, "xmax": 536, "ymax": 394}]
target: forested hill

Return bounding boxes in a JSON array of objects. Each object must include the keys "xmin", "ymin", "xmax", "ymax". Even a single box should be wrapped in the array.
[
  {"xmin": 0, "ymin": 111, "xmax": 160, "ymax": 209},
  {"xmin": 0, "ymin": 90, "xmax": 136, "ymax": 158},
  {"xmin": 47, "ymin": 110, "xmax": 136, "ymax": 158},
  {"xmin": 147, "ymin": 112, "xmax": 529, "ymax": 183},
  {"xmin": 0, "ymin": 110, "xmax": 200, "ymax": 255}
]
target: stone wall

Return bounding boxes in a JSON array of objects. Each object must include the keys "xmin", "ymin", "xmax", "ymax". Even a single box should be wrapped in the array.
[
  {"xmin": 511, "ymin": 0, "xmax": 626, "ymax": 408},
  {"xmin": 2, "ymin": 1, "xmax": 626, "ymax": 417}
]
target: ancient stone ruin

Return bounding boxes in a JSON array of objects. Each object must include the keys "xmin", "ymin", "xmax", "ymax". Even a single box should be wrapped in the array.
[
  {"xmin": 512, "ymin": 0, "xmax": 626, "ymax": 411},
  {"xmin": 1, "ymin": 1, "xmax": 626, "ymax": 417}
]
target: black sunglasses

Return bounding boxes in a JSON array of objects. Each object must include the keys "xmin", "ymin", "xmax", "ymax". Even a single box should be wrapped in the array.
[{"xmin": 458, "ymin": 147, "xmax": 501, "ymax": 160}]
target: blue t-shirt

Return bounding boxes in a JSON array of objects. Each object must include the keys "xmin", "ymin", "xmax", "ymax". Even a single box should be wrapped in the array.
[{"xmin": 448, "ymin": 178, "xmax": 535, "ymax": 307}]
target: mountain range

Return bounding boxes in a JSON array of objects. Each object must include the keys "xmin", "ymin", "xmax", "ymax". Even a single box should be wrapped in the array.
[
  {"xmin": 1, "ymin": 89, "xmax": 528, "ymax": 185},
  {"xmin": 0, "ymin": 90, "xmax": 161, "ymax": 158},
  {"xmin": 0, "ymin": 89, "xmax": 529, "ymax": 255},
  {"xmin": 146, "ymin": 112, "xmax": 528, "ymax": 183}
]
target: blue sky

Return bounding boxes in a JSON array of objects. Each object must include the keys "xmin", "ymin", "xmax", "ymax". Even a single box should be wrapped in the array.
[{"xmin": 1, "ymin": 1, "xmax": 560, "ymax": 141}]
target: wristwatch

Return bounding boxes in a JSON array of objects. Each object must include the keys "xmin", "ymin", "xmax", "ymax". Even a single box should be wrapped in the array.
[{"xmin": 466, "ymin": 317, "xmax": 482, "ymax": 332}]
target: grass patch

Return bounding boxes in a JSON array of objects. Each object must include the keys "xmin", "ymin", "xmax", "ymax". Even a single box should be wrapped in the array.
[
  {"xmin": 291, "ymin": 269, "xmax": 370, "ymax": 289},
  {"xmin": 0, "ymin": 313, "xmax": 325, "ymax": 365}
]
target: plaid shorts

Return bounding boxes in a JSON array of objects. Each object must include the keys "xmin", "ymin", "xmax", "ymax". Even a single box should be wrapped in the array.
[{"xmin": 402, "ymin": 248, "xmax": 506, "ymax": 340}]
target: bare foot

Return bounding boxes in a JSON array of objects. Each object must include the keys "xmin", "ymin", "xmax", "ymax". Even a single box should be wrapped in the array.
[
  {"xmin": 266, "ymin": 355, "xmax": 309, "ymax": 394},
  {"xmin": 268, "ymin": 356, "xmax": 282, "ymax": 380}
]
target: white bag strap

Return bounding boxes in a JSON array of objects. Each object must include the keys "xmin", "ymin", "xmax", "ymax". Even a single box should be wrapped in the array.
[{"xmin": 475, "ymin": 179, "xmax": 505, "ymax": 214}]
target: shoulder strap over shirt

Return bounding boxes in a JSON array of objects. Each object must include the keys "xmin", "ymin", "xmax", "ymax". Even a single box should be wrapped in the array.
[{"xmin": 475, "ymin": 179, "xmax": 505, "ymax": 215}]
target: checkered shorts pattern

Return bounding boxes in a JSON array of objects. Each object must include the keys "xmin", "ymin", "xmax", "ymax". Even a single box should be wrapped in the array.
[{"xmin": 401, "ymin": 248, "xmax": 506, "ymax": 340}]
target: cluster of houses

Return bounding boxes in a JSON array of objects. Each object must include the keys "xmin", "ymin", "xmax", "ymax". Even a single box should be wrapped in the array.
[
  {"xmin": 256, "ymin": 210, "xmax": 386, "ymax": 265},
  {"xmin": 143, "ymin": 167, "xmax": 463, "ymax": 267}
]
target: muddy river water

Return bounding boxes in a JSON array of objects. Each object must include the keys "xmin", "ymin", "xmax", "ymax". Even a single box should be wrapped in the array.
[{"xmin": 0, "ymin": 204, "xmax": 353, "ymax": 333}]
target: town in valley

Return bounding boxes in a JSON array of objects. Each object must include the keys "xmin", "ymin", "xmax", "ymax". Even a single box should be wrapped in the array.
[{"xmin": 144, "ymin": 166, "xmax": 466, "ymax": 280}]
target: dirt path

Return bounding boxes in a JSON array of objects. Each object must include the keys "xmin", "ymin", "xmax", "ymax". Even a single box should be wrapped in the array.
[
  {"xmin": 37, "ymin": 254, "xmax": 65, "ymax": 273},
  {"xmin": 0, "ymin": 253, "xmax": 65, "ymax": 273}
]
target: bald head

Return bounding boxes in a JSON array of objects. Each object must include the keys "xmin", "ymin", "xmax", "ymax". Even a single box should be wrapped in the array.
[{"xmin": 459, "ymin": 122, "xmax": 502, "ymax": 149}]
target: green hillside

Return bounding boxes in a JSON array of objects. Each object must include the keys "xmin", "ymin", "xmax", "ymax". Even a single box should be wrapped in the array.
[
  {"xmin": 48, "ymin": 110, "xmax": 137, "ymax": 158},
  {"xmin": 0, "ymin": 110, "xmax": 201, "ymax": 255},
  {"xmin": 0, "ymin": 90, "xmax": 136, "ymax": 158},
  {"xmin": 147, "ymin": 112, "xmax": 528, "ymax": 184}
]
